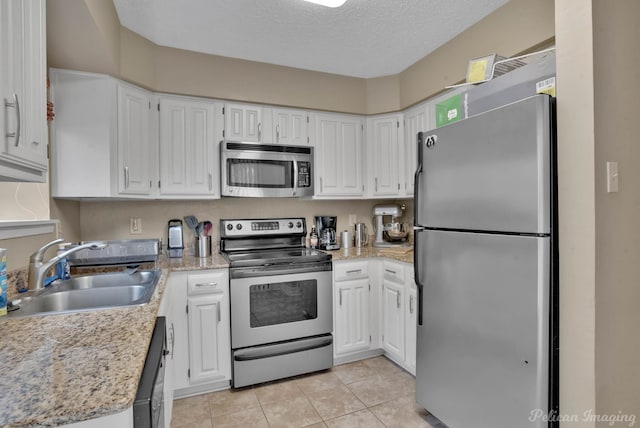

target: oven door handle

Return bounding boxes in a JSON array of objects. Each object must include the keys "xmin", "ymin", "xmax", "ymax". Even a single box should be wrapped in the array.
[
  {"xmin": 233, "ymin": 335, "xmax": 333, "ymax": 361},
  {"xmin": 230, "ymin": 262, "xmax": 332, "ymax": 278}
]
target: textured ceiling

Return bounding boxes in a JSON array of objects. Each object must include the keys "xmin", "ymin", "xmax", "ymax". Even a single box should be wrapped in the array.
[{"xmin": 113, "ymin": 0, "xmax": 509, "ymax": 78}]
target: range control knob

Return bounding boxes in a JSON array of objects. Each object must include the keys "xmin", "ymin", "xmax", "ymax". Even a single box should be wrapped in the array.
[
  {"xmin": 236, "ymin": 224, "xmax": 243, "ymax": 230},
  {"xmin": 226, "ymin": 224, "xmax": 233, "ymax": 231},
  {"xmin": 288, "ymin": 222, "xmax": 294, "ymax": 228}
]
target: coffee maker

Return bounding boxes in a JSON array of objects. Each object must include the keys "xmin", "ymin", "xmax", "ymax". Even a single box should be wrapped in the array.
[{"xmin": 315, "ymin": 216, "xmax": 340, "ymax": 250}]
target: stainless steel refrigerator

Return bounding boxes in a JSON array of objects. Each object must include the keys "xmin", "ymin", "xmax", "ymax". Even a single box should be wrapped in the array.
[{"xmin": 414, "ymin": 94, "xmax": 558, "ymax": 428}]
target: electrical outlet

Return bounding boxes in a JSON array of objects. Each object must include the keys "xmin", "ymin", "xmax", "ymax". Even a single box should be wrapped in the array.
[
  {"xmin": 606, "ymin": 161, "xmax": 619, "ymax": 193},
  {"xmin": 130, "ymin": 217, "xmax": 142, "ymax": 234},
  {"xmin": 348, "ymin": 214, "xmax": 357, "ymax": 226}
]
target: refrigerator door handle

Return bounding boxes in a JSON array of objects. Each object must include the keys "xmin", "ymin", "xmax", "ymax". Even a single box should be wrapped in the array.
[
  {"xmin": 414, "ymin": 132, "xmax": 424, "ymax": 221},
  {"xmin": 414, "ymin": 227, "xmax": 424, "ymax": 326}
]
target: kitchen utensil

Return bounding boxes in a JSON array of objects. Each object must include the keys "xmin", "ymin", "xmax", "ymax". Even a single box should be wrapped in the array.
[
  {"xmin": 354, "ymin": 223, "xmax": 368, "ymax": 248},
  {"xmin": 203, "ymin": 221, "xmax": 212, "ymax": 236},
  {"xmin": 183, "ymin": 215, "xmax": 198, "ymax": 233},
  {"xmin": 195, "ymin": 222, "xmax": 204, "ymax": 236},
  {"xmin": 195, "ymin": 235, "xmax": 211, "ymax": 258}
]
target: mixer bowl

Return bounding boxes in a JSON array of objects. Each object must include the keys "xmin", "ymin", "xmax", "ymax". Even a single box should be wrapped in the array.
[{"xmin": 383, "ymin": 222, "xmax": 409, "ymax": 241}]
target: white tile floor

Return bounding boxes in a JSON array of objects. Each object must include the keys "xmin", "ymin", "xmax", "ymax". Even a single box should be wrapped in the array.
[{"xmin": 171, "ymin": 356, "xmax": 433, "ymax": 428}]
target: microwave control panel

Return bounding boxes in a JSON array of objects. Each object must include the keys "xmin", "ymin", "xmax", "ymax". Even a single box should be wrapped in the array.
[{"xmin": 297, "ymin": 162, "xmax": 311, "ymax": 188}]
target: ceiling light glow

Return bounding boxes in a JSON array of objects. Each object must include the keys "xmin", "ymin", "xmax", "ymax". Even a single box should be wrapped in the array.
[{"xmin": 303, "ymin": 0, "xmax": 347, "ymax": 7}]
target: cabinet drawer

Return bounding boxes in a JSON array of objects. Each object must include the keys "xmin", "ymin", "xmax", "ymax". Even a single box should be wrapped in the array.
[
  {"xmin": 334, "ymin": 261, "xmax": 369, "ymax": 281},
  {"xmin": 187, "ymin": 271, "xmax": 228, "ymax": 296},
  {"xmin": 383, "ymin": 260, "xmax": 405, "ymax": 283}
]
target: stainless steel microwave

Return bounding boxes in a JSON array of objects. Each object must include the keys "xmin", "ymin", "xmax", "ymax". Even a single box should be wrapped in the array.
[{"xmin": 220, "ymin": 141, "xmax": 314, "ymax": 198}]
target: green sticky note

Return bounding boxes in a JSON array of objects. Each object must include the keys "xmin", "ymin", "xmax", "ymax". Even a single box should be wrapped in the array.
[{"xmin": 436, "ymin": 94, "xmax": 462, "ymax": 128}]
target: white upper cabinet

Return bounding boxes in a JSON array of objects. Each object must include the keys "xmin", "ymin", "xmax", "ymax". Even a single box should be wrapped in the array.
[
  {"xmin": 366, "ymin": 114, "xmax": 402, "ymax": 197},
  {"xmin": 272, "ymin": 108, "xmax": 310, "ymax": 145},
  {"xmin": 49, "ymin": 69, "xmax": 158, "ymax": 199},
  {"xmin": 223, "ymin": 102, "xmax": 265, "ymax": 143},
  {"xmin": 402, "ymin": 102, "xmax": 430, "ymax": 197},
  {"xmin": 0, "ymin": 0, "xmax": 48, "ymax": 182},
  {"xmin": 117, "ymin": 83, "xmax": 155, "ymax": 196},
  {"xmin": 314, "ymin": 112, "xmax": 364, "ymax": 197},
  {"xmin": 159, "ymin": 95, "xmax": 223, "ymax": 198}
]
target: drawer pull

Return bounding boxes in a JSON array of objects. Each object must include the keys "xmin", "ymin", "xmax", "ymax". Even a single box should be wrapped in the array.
[
  {"xmin": 196, "ymin": 282, "xmax": 217, "ymax": 287},
  {"xmin": 346, "ymin": 269, "xmax": 362, "ymax": 275},
  {"xmin": 385, "ymin": 269, "xmax": 397, "ymax": 275}
]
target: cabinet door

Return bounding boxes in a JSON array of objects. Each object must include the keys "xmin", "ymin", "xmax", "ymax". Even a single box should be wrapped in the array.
[
  {"xmin": 274, "ymin": 108, "xmax": 308, "ymax": 145},
  {"xmin": 382, "ymin": 280, "xmax": 405, "ymax": 361},
  {"xmin": 187, "ymin": 293, "xmax": 226, "ymax": 384},
  {"xmin": 368, "ymin": 115, "xmax": 401, "ymax": 197},
  {"xmin": 315, "ymin": 113, "xmax": 364, "ymax": 197},
  {"xmin": 405, "ymin": 284, "xmax": 417, "ymax": 375},
  {"xmin": 403, "ymin": 104, "xmax": 429, "ymax": 196},
  {"xmin": 158, "ymin": 286, "xmax": 175, "ymax": 428},
  {"xmin": 0, "ymin": 0, "xmax": 48, "ymax": 181},
  {"xmin": 117, "ymin": 83, "xmax": 154, "ymax": 195},
  {"xmin": 224, "ymin": 103, "xmax": 262, "ymax": 142},
  {"xmin": 159, "ymin": 96, "xmax": 221, "ymax": 197},
  {"xmin": 334, "ymin": 278, "xmax": 370, "ymax": 356}
]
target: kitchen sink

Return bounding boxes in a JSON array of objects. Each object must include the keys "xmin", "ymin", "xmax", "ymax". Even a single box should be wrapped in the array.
[{"xmin": 8, "ymin": 270, "xmax": 161, "ymax": 318}]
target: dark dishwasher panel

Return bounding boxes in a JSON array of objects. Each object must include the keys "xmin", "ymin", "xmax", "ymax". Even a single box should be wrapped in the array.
[{"xmin": 134, "ymin": 317, "xmax": 167, "ymax": 428}]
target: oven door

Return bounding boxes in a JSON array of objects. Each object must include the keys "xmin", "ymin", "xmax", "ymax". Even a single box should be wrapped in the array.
[
  {"xmin": 230, "ymin": 269, "xmax": 332, "ymax": 349},
  {"xmin": 220, "ymin": 141, "xmax": 313, "ymax": 197}
]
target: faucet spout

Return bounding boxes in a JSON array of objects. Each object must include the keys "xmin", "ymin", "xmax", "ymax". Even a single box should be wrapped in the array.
[{"xmin": 27, "ymin": 240, "xmax": 108, "ymax": 291}]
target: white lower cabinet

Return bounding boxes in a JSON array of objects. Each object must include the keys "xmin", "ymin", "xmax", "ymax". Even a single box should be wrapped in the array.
[
  {"xmin": 158, "ymin": 282, "xmax": 175, "ymax": 427},
  {"xmin": 333, "ymin": 260, "xmax": 371, "ymax": 359},
  {"xmin": 170, "ymin": 269, "xmax": 231, "ymax": 398},
  {"xmin": 333, "ymin": 258, "xmax": 417, "ymax": 374},
  {"xmin": 405, "ymin": 278, "xmax": 418, "ymax": 375}
]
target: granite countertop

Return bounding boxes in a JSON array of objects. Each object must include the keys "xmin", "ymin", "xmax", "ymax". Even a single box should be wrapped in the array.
[
  {"xmin": 0, "ymin": 246, "xmax": 408, "ymax": 427},
  {"xmin": 0, "ymin": 253, "xmax": 228, "ymax": 427},
  {"xmin": 325, "ymin": 243, "xmax": 414, "ymax": 264}
]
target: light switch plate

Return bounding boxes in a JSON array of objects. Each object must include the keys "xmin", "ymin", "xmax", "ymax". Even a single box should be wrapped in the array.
[{"xmin": 130, "ymin": 217, "xmax": 142, "ymax": 234}]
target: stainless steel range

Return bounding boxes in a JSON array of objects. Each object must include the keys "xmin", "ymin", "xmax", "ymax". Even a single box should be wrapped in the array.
[{"xmin": 220, "ymin": 217, "xmax": 333, "ymax": 388}]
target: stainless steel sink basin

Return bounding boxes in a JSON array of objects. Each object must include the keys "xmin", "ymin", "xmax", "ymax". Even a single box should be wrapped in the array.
[{"xmin": 8, "ymin": 270, "xmax": 161, "ymax": 317}]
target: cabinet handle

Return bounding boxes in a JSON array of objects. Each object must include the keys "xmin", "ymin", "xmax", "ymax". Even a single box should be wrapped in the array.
[
  {"xmin": 5, "ymin": 93, "xmax": 21, "ymax": 147},
  {"xmin": 208, "ymin": 173, "xmax": 213, "ymax": 191},
  {"xmin": 339, "ymin": 289, "xmax": 343, "ymax": 306},
  {"xmin": 276, "ymin": 124, "xmax": 280, "ymax": 143},
  {"xmin": 196, "ymin": 282, "xmax": 217, "ymax": 287},
  {"xmin": 320, "ymin": 177, "xmax": 323, "ymax": 192},
  {"xmin": 346, "ymin": 269, "xmax": 362, "ymax": 275},
  {"xmin": 385, "ymin": 269, "xmax": 396, "ymax": 275},
  {"xmin": 396, "ymin": 290, "xmax": 401, "ymax": 308},
  {"xmin": 258, "ymin": 123, "xmax": 262, "ymax": 141},
  {"xmin": 409, "ymin": 295, "xmax": 414, "ymax": 314},
  {"xmin": 170, "ymin": 322, "xmax": 175, "ymax": 359},
  {"xmin": 217, "ymin": 302, "xmax": 221, "ymax": 323},
  {"xmin": 124, "ymin": 166, "xmax": 130, "ymax": 189},
  {"xmin": 375, "ymin": 177, "xmax": 378, "ymax": 192}
]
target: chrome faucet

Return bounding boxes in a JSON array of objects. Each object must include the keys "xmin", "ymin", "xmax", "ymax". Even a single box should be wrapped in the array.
[{"xmin": 28, "ymin": 239, "xmax": 108, "ymax": 291}]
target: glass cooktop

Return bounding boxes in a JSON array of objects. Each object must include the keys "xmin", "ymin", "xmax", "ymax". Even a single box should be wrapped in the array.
[{"xmin": 224, "ymin": 248, "xmax": 331, "ymax": 267}]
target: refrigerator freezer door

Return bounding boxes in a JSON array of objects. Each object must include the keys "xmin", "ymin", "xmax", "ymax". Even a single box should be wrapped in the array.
[
  {"xmin": 415, "ymin": 229, "xmax": 550, "ymax": 428},
  {"xmin": 415, "ymin": 94, "xmax": 552, "ymax": 234}
]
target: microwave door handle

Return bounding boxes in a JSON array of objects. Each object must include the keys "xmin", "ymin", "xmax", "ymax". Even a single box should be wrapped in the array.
[{"xmin": 292, "ymin": 160, "xmax": 298, "ymax": 196}]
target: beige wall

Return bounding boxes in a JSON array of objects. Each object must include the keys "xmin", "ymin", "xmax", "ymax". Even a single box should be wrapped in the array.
[
  {"xmin": 78, "ymin": 198, "xmax": 409, "ymax": 254},
  {"xmin": 555, "ymin": 1, "xmax": 597, "ymax": 425},
  {"xmin": 399, "ymin": 0, "xmax": 555, "ymax": 109},
  {"xmin": 592, "ymin": 0, "xmax": 640, "ymax": 426}
]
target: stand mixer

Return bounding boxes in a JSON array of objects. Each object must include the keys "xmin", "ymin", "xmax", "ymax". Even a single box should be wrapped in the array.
[{"xmin": 372, "ymin": 204, "xmax": 410, "ymax": 247}]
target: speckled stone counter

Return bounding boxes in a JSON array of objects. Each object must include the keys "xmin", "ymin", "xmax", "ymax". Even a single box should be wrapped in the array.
[
  {"xmin": 325, "ymin": 243, "xmax": 414, "ymax": 264},
  {"xmin": 0, "ymin": 253, "xmax": 228, "ymax": 427}
]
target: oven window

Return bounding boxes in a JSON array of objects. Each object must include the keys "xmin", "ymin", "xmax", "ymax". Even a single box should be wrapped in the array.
[
  {"xmin": 228, "ymin": 159, "xmax": 293, "ymax": 188},
  {"xmin": 249, "ymin": 280, "xmax": 317, "ymax": 327}
]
